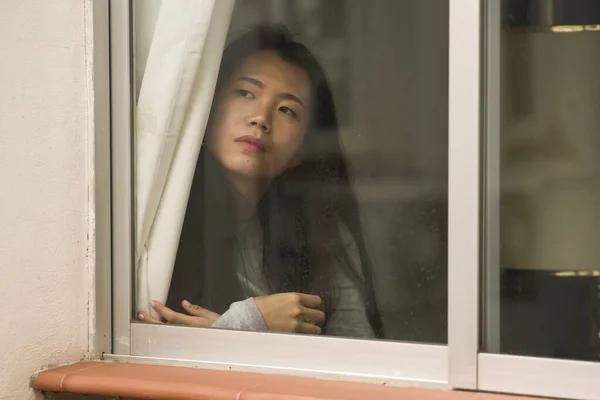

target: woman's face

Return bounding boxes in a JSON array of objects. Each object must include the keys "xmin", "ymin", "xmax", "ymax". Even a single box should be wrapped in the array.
[{"xmin": 208, "ymin": 50, "xmax": 312, "ymax": 183}]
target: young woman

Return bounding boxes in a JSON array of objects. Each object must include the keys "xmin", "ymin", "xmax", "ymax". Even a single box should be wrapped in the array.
[{"xmin": 138, "ymin": 25, "xmax": 383, "ymax": 339}]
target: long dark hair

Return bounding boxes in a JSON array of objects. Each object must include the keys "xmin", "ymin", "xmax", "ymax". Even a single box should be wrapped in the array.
[{"xmin": 167, "ymin": 25, "xmax": 383, "ymax": 337}]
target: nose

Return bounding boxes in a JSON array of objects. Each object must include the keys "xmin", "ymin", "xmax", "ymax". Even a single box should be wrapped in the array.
[
  {"xmin": 250, "ymin": 120, "xmax": 269, "ymax": 133},
  {"xmin": 248, "ymin": 107, "xmax": 271, "ymax": 134}
]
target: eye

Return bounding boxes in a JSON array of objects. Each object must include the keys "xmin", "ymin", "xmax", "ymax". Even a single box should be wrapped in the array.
[
  {"xmin": 235, "ymin": 89, "xmax": 255, "ymax": 99},
  {"xmin": 279, "ymin": 106, "xmax": 297, "ymax": 118}
]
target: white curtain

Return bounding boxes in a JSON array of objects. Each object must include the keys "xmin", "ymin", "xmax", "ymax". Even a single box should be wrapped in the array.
[{"xmin": 135, "ymin": 0, "xmax": 236, "ymax": 317}]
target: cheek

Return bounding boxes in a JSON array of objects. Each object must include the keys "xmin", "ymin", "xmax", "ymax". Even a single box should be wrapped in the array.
[{"xmin": 272, "ymin": 121, "xmax": 306, "ymax": 160}]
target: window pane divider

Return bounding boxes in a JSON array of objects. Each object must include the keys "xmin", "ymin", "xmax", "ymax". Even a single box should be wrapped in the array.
[
  {"xmin": 447, "ymin": 0, "xmax": 482, "ymax": 390},
  {"xmin": 481, "ymin": 0, "xmax": 502, "ymax": 355}
]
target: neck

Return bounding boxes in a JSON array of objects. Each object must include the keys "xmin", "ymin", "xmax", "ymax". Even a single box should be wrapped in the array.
[
  {"xmin": 226, "ymin": 172, "xmax": 271, "ymax": 220},
  {"xmin": 203, "ymin": 150, "xmax": 270, "ymax": 221}
]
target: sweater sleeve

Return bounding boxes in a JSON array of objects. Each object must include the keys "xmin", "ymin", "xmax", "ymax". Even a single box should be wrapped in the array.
[{"xmin": 210, "ymin": 297, "xmax": 269, "ymax": 332}]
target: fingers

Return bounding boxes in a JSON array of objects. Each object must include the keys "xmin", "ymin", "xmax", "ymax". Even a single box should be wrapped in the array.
[
  {"xmin": 301, "ymin": 307, "xmax": 326, "ymax": 327},
  {"xmin": 182, "ymin": 300, "xmax": 220, "ymax": 320},
  {"xmin": 298, "ymin": 293, "xmax": 322, "ymax": 309},
  {"xmin": 297, "ymin": 322, "xmax": 322, "ymax": 335},
  {"xmin": 138, "ymin": 311, "xmax": 162, "ymax": 324},
  {"xmin": 151, "ymin": 301, "xmax": 213, "ymax": 327},
  {"xmin": 150, "ymin": 301, "xmax": 179, "ymax": 323}
]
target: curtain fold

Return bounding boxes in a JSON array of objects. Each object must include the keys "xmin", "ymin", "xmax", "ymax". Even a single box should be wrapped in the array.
[{"xmin": 135, "ymin": 0, "xmax": 236, "ymax": 317}]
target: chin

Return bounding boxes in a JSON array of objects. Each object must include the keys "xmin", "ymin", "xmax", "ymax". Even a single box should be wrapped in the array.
[{"xmin": 224, "ymin": 157, "xmax": 271, "ymax": 180}]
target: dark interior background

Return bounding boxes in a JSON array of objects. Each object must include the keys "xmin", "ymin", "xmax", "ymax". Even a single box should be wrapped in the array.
[{"xmin": 228, "ymin": 0, "xmax": 449, "ymax": 343}]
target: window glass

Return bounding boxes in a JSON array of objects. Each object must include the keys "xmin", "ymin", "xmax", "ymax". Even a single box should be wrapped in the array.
[
  {"xmin": 484, "ymin": 0, "xmax": 600, "ymax": 360},
  {"xmin": 132, "ymin": 0, "xmax": 449, "ymax": 343}
]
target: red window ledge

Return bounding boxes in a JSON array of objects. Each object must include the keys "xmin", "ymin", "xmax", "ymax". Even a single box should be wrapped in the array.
[{"xmin": 33, "ymin": 361, "xmax": 540, "ymax": 400}]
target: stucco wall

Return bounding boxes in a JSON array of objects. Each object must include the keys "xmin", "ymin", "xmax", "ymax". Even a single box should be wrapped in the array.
[{"xmin": 0, "ymin": 1, "xmax": 91, "ymax": 399}]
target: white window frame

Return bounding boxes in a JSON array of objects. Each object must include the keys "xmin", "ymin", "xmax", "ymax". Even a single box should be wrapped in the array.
[
  {"xmin": 92, "ymin": 0, "xmax": 112, "ymax": 357},
  {"xmin": 108, "ymin": 0, "xmax": 450, "ymax": 370},
  {"xmin": 93, "ymin": 0, "xmax": 600, "ymax": 398},
  {"xmin": 104, "ymin": 0, "xmax": 461, "ymax": 388}
]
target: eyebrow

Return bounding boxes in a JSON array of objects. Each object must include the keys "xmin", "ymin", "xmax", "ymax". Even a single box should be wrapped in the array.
[{"xmin": 237, "ymin": 76, "xmax": 306, "ymax": 108}]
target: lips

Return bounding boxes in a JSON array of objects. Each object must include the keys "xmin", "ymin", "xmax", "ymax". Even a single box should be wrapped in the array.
[{"xmin": 234, "ymin": 135, "xmax": 267, "ymax": 152}]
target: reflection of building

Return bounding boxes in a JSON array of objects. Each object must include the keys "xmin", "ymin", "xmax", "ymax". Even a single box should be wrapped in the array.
[{"xmin": 497, "ymin": 1, "xmax": 600, "ymax": 361}]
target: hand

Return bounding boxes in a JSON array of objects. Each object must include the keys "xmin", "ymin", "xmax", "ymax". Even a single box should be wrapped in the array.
[
  {"xmin": 254, "ymin": 292, "xmax": 325, "ymax": 334},
  {"xmin": 138, "ymin": 300, "xmax": 220, "ymax": 328}
]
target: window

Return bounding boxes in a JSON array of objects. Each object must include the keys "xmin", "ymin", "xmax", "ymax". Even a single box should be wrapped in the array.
[
  {"xmin": 111, "ymin": 0, "xmax": 450, "ymax": 384},
  {"xmin": 477, "ymin": 1, "xmax": 600, "ymax": 399},
  {"xmin": 131, "ymin": 0, "xmax": 449, "ymax": 344},
  {"xmin": 103, "ymin": 1, "xmax": 600, "ymax": 398}
]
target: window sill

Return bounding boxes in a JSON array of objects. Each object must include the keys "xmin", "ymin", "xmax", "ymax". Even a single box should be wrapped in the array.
[{"xmin": 33, "ymin": 361, "xmax": 538, "ymax": 400}]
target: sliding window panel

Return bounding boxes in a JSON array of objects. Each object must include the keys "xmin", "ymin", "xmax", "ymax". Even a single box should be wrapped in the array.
[
  {"xmin": 110, "ymin": 0, "xmax": 452, "ymax": 385},
  {"xmin": 480, "ymin": 1, "xmax": 600, "ymax": 399}
]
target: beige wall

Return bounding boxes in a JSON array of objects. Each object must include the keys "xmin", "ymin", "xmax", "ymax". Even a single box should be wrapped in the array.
[{"xmin": 0, "ymin": 1, "xmax": 93, "ymax": 399}]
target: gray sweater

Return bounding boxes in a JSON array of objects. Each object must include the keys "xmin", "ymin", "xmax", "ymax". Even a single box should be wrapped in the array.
[{"xmin": 210, "ymin": 216, "xmax": 375, "ymax": 338}]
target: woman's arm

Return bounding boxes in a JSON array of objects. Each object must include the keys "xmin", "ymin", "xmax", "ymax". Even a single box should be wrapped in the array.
[
  {"xmin": 141, "ymin": 295, "xmax": 320, "ymax": 334},
  {"xmin": 138, "ymin": 297, "xmax": 268, "ymax": 331},
  {"xmin": 214, "ymin": 292, "xmax": 325, "ymax": 334},
  {"xmin": 145, "ymin": 291, "xmax": 324, "ymax": 334},
  {"xmin": 210, "ymin": 298, "xmax": 269, "ymax": 331}
]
